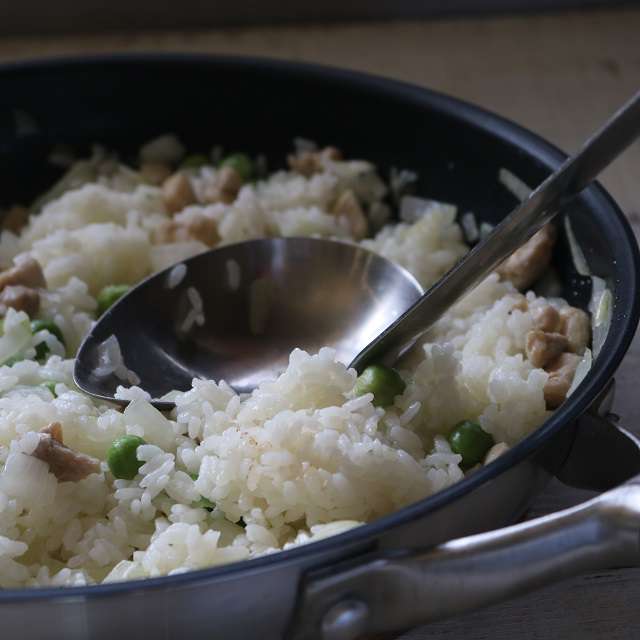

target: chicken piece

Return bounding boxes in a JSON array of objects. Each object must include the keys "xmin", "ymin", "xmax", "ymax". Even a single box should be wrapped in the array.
[
  {"xmin": 0, "ymin": 285, "xmax": 40, "ymax": 316},
  {"xmin": 152, "ymin": 220, "xmax": 183, "ymax": 244},
  {"xmin": 140, "ymin": 161, "xmax": 172, "ymax": 186},
  {"xmin": 162, "ymin": 173, "xmax": 197, "ymax": 214},
  {"xmin": 0, "ymin": 257, "xmax": 46, "ymax": 291},
  {"xmin": 153, "ymin": 212, "xmax": 220, "ymax": 247},
  {"xmin": 525, "ymin": 330, "xmax": 568, "ymax": 368},
  {"xmin": 186, "ymin": 214, "xmax": 220, "ymax": 246},
  {"xmin": 510, "ymin": 296, "xmax": 528, "ymax": 313},
  {"xmin": 42, "ymin": 421, "xmax": 63, "ymax": 441},
  {"xmin": 559, "ymin": 306, "xmax": 591, "ymax": 355},
  {"xmin": 543, "ymin": 352, "xmax": 581, "ymax": 409},
  {"xmin": 202, "ymin": 166, "xmax": 243, "ymax": 205},
  {"xmin": 531, "ymin": 304, "xmax": 561, "ymax": 333},
  {"xmin": 287, "ymin": 146, "xmax": 342, "ymax": 177},
  {"xmin": 497, "ymin": 224, "xmax": 557, "ymax": 290},
  {"xmin": 3, "ymin": 205, "xmax": 30, "ymax": 234},
  {"xmin": 331, "ymin": 190, "xmax": 368, "ymax": 239},
  {"xmin": 32, "ymin": 422, "xmax": 101, "ymax": 482}
]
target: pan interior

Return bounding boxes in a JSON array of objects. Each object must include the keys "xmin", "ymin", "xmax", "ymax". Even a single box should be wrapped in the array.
[{"xmin": 0, "ymin": 56, "xmax": 637, "ymax": 600}]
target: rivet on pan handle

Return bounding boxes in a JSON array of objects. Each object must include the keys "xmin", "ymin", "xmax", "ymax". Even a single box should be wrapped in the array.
[{"xmin": 289, "ymin": 417, "xmax": 640, "ymax": 640}]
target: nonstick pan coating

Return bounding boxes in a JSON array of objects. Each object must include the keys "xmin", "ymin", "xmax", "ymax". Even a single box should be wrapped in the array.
[{"xmin": 0, "ymin": 55, "xmax": 638, "ymax": 639}]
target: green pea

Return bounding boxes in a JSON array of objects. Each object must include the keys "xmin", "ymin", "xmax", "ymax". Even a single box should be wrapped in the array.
[
  {"xmin": 107, "ymin": 435, "xmax": 147, "ymax": 480},
  {"xmin": 96, "ymin": 284, "xmax": 130, "ymax": 316},
  {"xmin": 188, "ymin": 472, "xmax": 215, "ymax": 510},
  {"xmin": 219, "ymin": 153, "xmax": 253, "ymax": 181},
  {"xmin": 41, "ymin": 381, "xmax": 57, "ymax": 397},
  {"xmin": 31, "ymin": 319, "xmax": 65, "ymax": 362},
  {"xmin": 448, "ymin": 420, "xmax": 494, "ymax": 469},
  {"xmin": 34, "ymin": 342, "xmax": 49, "ymax": 361},
  {"xmin": 180, "ymin": 154, "xmax": 209, "ymax": 169},
  {"xmin": 192, "ymin": 496, "xmax": 215, "ymax": 511},
  {"xmin": 31, "ymin": 319, "xmax": 65, "ymax": 345},
  {"xmin": 353, "ymin": 364, "xmax": 406, "ymax": 408}
]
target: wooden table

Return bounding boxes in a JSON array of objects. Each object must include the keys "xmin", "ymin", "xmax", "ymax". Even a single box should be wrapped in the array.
[{"xmin": 1, "ymin": 8, "xmax": 639, "ymax": 638}]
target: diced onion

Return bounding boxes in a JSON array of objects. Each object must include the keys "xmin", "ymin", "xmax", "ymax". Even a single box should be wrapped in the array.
[
  {"xmin": 0, "ymin": 312, "xmax": 32, "ymax": 365},
  {"xmin": 563, "ymin": 217, "xmax": 591, "ymax": 276},
  {"xmin": 589, "ymin": 276, "xmax": 612, "ymax": 358},
  {"xmin": 568, "ymin": 348, "xmax": 593, "ymax": 397},
  {"xmin": 498, "ymin": 168, "xmax": 531, "ymax": 201},
  {"xmin": 399, "ymin": 195, "xmax": 456, "ymax": 224},
  {"xmin": 461, "ymin": 211, "xmax": 479, "ymax": 243},
  {"xmin": 479, "ymin": 222, "xmax": 494, "ymax": 239}
]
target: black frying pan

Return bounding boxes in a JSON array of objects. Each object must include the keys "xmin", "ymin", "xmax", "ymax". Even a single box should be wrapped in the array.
[{"xmin": 0, "ymin": 55, "xmax": 638, "ymax": 640}]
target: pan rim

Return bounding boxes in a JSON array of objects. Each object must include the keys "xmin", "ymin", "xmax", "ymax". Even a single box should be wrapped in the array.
[{"xmin": 0, "ymin": 51, "xmax": 638, "ymax": 602}]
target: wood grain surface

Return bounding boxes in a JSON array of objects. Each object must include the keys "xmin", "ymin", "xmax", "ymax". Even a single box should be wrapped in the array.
[{"xmin": 1, "ymin": 8, "xmax": 639, "ymax": 638}]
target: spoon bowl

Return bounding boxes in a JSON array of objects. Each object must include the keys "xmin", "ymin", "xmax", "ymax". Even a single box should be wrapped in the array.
[{"xmin": 74, "ymin": 237, "xmax": 424, "ymax": 408}]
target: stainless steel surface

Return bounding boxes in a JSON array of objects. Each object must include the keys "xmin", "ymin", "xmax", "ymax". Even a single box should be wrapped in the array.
[
  {"xmin": 292, "ymin": 417, "xmax": 640, "ymax": 640},
  {"xmin": 73, "ymin": 237, "xmax": 423, "ymax": 408},
  {"xmin": 350, "ymin": 89, "xmax": 640, "ymax": 372},
  {"xmin": 321, "ymin": 600, "xmax": 369, "ymax": 640}
]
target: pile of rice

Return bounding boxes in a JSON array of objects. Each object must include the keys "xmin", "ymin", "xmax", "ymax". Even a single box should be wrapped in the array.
[{"xmin": 0, "ymin": 138, "xmax": 583, "ymax": 588}]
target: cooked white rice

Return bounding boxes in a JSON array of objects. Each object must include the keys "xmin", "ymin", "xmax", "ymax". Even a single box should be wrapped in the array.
[{"xmin": 0, "ymin": 138, "xmax": 574, "ymax": 588}]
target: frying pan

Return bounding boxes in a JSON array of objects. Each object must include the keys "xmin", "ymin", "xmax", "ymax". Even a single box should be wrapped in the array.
[{"xmin": 0, "ymin": 55, "xmax": 638, "ymax": 640}]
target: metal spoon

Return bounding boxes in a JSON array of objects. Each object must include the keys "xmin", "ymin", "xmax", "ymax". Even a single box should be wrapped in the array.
[
  {"xmin": 73, "ymin": 238, "xmax": 424, "ymax": 410},
  {"xmin": 74, "ymin": 90, "xmax": 640, "ymax": 409}
]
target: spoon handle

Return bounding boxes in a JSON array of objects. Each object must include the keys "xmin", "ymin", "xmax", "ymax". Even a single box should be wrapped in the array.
[{"xmin": 351, "ymin": 90, "xmax": 640, "ymax": 371}]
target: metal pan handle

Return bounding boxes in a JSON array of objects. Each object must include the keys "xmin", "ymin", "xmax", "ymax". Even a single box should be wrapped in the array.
[{"xmin": 290, "ymin": 420, "xmax": 640, "ymax": 640}]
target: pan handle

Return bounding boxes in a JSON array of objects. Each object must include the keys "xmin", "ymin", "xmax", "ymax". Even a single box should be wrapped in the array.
[{"xmin": 290, "ymin": 452, "xmax": 640, "ymax": 639}]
